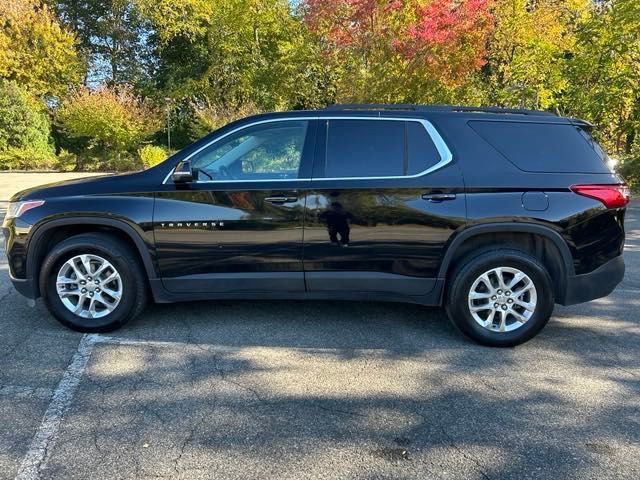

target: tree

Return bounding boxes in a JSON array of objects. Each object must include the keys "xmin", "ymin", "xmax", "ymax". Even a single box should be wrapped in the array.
[
  {"xmin": 47, "ymin": 0, "xmax": 156, "ymax": 87},
  {"xmin": 302, "ymin": 0, "xmax": 494, "ymax": 103},
  {"xmin": 141, "ymin": 0, "xmax": 325, "ymax": 106},
  {"xmin": 0, "ymin": 80, "xmax": 56, "ymax": 169},
  {"xmin": 483, "ymin": 0, "xmax": 590, "ymax": 110},
  {"xmin": 134, "ymin": 0, "xmax": 329, "ymax": 146},
  {"xmin": 0, "ymin": 0, "xmax": 82, "ymax": 97},
  {"xmin": 56, "ymin": 85, "xmax": 160, "ymax": 170},
  {"xmin": 0, "ymin": 81, "xmax": 52, "ymax": 152},
  {"xmin": 563, "ymin": 0, "xmax": 640, "ymax": 156}
]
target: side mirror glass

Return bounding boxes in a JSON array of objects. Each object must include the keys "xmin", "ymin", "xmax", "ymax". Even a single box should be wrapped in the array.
[{"xmin": 172, "ymin": 160, "xmax": 193, "ymax": 183}]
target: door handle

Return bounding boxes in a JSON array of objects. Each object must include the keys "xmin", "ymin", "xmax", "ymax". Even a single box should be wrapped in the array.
[
  {"xmin": 265, "ymin": 195, "xmax": 298, "ymax": 204},
  {"xmin": 421, "ymin": 193, "xmax": 456, "ymax": 203}
]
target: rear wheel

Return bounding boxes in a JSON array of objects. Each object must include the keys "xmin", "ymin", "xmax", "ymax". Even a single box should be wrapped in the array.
[
  {"xmin": 40, "ymin": 234, "xmax": 147, "ymax": 332},
  {"xmin": 445, "ymin": 249, "xmax": 554, "ymax": 347}
]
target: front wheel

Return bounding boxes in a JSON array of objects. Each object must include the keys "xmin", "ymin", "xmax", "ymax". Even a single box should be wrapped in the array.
[
  {"xmin": 445, "ymin": 249, "xmax": 555, "ymax": 347},
  {"xmin": 40, "ymin": 233, "xmax": 147, "ymax": 332}
]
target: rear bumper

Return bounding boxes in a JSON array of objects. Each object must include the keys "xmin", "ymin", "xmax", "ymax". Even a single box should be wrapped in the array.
[{"xmin": 560, "ymin": 254, "xmax": 625, "ymax": 305}]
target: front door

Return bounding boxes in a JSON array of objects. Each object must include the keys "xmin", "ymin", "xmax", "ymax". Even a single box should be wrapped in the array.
[
  {"xmin": 303, "ymin": 117, "xmax": 465, "ymax": 298},
  {"xmin": 154, "ymin": 119, "xmax": 316, "ymax": 294}
]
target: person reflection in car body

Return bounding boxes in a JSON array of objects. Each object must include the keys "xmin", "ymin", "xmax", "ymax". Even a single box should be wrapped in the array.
[{"xmin": 318, "ymin": 202, "xmax": 354, "ymax": 246}]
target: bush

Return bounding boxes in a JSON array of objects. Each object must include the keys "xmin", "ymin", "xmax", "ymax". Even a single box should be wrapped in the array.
[
  {"xmin": 0, "ymin": 146, "xmax": 57, "ymax": 170},
  {"xmin": 138, "ymin": 145, "xmax": 167, "ymax": 168},
  {"xmin": 56, "ymin": 85, "xmax": 161, "ymax": 171},
  {"xmin": 0, "ymin": 81, "xmax": 55, "ymax": 169},
  {"xmin": 617, "ymin": 155, "xmax": 640, "ymax": 191},
  {"xmin": 103, "ymin": 153, "xmax": 138, "ymax": 172},
  {"xmin": 54, "ymin": 149, "xmax": 78, "ymax": 172}
]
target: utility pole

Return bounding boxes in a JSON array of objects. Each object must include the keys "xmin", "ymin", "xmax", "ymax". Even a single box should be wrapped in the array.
[{"xmin": 165, "ymin": 98, "xmax": 172, "ymax": 150}]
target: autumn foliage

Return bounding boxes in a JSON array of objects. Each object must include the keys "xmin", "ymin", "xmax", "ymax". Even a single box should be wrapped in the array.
[
  {"xmin": 304, "ymin": 0, "xmax": 493, "ymax": 97},
  {"xmin": 1, "ymin": 0, "xmax": 640, "ymax": 183}
]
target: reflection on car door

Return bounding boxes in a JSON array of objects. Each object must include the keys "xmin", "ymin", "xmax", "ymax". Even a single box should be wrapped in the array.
[
  {"xmin": 154, "ymin": 119, "xmax": 316, "ymax": 294},
  {"xmin": 303, "ymin": 118, "xmax": 465, "ymax": 299}
]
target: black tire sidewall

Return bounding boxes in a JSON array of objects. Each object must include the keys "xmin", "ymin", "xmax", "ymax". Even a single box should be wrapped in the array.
[
  {"xmin": 41, "ymin": 236, "xmax": 139, "ymax": 332},
  {"xmin": 446, "ymin": 251, "xmax": 554, "ymax": 347}
]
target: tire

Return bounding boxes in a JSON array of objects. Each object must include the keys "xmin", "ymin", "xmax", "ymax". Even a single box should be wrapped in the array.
[
  {"xmin": 39, "ymin": 233, "xmax": 147, "ymax": 332},
  {"xmin": 445, "ymin": 249, "xmax": 554, "ymax": 347}
]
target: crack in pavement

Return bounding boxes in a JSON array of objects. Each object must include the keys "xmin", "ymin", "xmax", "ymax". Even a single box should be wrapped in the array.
[
  {"xmin": 438, "ymin": 425, "xmax": 493, "ymax": 480},
  {"xmin": 0, "ymin": 385, "xmax": 53, "ymax": 400}
]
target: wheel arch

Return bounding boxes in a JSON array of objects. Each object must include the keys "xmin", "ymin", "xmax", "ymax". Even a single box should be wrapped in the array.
[
  {"xmin": 26, "ymin": 217, "xmax": 157, "ymax": 298},
  {"xmin": 439, "ymin": 223, "xmax": 574, "ymax": 303}
]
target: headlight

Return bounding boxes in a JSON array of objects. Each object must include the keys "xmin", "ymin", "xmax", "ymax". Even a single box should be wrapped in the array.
[{"xmin": 5, "ymin": 200, "xmax": 45, "ymax": 220}]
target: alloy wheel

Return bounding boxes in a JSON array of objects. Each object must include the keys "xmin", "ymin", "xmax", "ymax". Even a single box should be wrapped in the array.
[
  {"xmin": 56, "ymin": 254, "xmax": 123, "ymax": 319},
  {"xmin": 467, "ymin": 266, "xmax": 537, "ymax": 333}
]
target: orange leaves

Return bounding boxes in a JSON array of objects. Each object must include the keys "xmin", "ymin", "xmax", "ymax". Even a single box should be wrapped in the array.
[{"xmin": 303, "ymin": 0, "xmax": 495, "ymax": 97}]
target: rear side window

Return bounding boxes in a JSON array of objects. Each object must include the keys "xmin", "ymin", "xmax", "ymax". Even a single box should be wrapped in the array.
[
  {"xmin": 324, "ymin": 120, "xmax": 441, "ymax": 178},
  {"xmin": 469, "ymin": 121, "xmax": 610, "ymax": 173},
  {"xmin": 326, "ymin": 120, "xmax": 404, "ymax": 177}
]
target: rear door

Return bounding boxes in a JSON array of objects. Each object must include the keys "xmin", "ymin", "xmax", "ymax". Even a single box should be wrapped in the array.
[
  {"xmin": 154, "ymin": 118, "xmax": 316, "ymax": 294},
  {"xmin": 303, "ymin": 117, "xmax": 465, "ymax": 298}
]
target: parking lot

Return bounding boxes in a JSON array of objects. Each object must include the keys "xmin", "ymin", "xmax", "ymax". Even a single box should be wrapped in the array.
[{"xmin": 1, "ymin": 173, "xmax": 638, "ymax": 480}]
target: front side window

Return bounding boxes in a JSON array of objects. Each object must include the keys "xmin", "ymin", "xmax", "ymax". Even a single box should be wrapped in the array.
[{"xmin": 190, "ymin": 121, "xmax": 308, "ymax": 181}]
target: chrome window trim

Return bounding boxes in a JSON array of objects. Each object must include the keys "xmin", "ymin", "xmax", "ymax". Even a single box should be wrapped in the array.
[{"xmin": 162, "ymin": 116, "xmax": 453, "ymax": 185}]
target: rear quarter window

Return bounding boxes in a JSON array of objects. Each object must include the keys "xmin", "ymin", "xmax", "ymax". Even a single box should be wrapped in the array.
[
  {"xmin": 407, "ymin": 121, "xmax": 441, "ymax": 175},
  {"xmin": 468, "ymin": 121, "xmax": 610, "ymax": 173}
]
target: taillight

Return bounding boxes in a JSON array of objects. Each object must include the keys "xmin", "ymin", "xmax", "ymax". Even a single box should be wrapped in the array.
[{"xmin": 570, "ymin": 184, "xmax": 630, "ymax": 209}]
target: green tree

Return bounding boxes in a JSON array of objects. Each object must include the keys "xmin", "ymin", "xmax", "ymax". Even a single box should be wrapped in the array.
[
  {"xmin": 139, "ymin": 0, "xmax": 326, "ymax": 111},
  {"xmin": 0, "ymin": 0, "xmax": 82, "ymax": 97},
  {"xmin": 0, "ymin": 80, "xmax": 56, "ymax": 169},
  {"xmin": 47, "ymin": 0, "xmax": 156, "ymax": 87},
  {"xmin": 563, "ymin": 0, "xmax": 640, "ymax": 156},
  {"xmin": 483, "ymin": 0, "xmax": 590, "ymax": 109},
  {"xmin": 56, "ymin": 85, "xmax": 160, "ymax": 170}
]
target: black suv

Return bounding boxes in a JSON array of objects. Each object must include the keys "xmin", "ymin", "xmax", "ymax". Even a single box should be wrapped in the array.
[{"xmin": 2, "ymin": 105, "xmax": 629, "ymax": 346}]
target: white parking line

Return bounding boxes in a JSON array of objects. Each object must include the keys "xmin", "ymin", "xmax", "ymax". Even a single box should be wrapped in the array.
[
  {"xmin": 13, "ymin": 333, "xmax": 212, "ymax": 480},
  {"xmin": 15, "ymin": 334, "xmax": 99, "ymax": 480}
]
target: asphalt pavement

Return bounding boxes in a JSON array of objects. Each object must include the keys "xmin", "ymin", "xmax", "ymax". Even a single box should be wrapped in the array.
[{"xmin": 0, "ymin": 173, "xmax": 638, "ymax": 480}]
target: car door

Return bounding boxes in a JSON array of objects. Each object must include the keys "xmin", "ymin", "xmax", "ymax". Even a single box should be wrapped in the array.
[
  {"xmin": 154, "ymin": 118, "xmax": 316, "ymax": 294},
  {"xmin": 303, "ymin": 117, "xmax": 465, "ymax": 298}
]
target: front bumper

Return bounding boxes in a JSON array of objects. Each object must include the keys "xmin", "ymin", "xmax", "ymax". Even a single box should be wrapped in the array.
[
  {"xmin": 561, "ymin": 254, "xmax": 625, "ymax": 305},
  {"xmin": 9, "ymin": 272, "xmax": 37, "ymax": 299},
  {"xmin": 4, "ymin": 217, "xmax": 36, "ymax": 298}
]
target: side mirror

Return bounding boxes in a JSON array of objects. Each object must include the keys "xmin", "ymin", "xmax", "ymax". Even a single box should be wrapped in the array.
[{"xmin": 172, "ymin": 160, "xmax": 193, "ymax": 183}]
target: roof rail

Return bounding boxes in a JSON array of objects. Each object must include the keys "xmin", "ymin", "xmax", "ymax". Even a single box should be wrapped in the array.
[
  {"xmin": 323, "ymin": 103, "xmax": 556, "ymax": 116},
  {"xmin": 323, "ymin": 103, "xmax": 419, "ymax": 111},
  {"xmin": 445, "ymin": 105, "xmax": 556, "ymax": 116}
]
